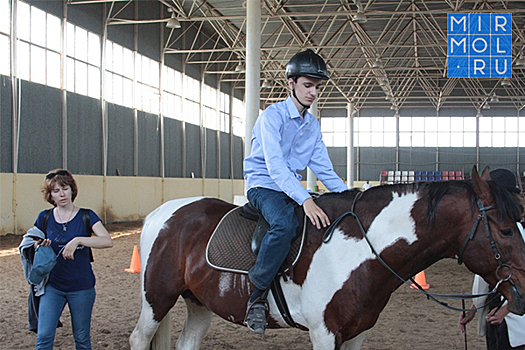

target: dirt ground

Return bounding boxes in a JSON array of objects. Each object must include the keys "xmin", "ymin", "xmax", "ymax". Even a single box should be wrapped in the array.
[{"xmin": 0, "ymin": 221, "xmax": 487, "ymax": 350}]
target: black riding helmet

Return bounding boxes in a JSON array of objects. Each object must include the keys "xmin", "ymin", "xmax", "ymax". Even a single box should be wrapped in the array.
[
  {"xmin": 285, "ymin": 49, "xmax": 329, "ymax": 80},
  {"xmin": 490, "ymin": 169, "xmax": 521, "ymax": 193}
]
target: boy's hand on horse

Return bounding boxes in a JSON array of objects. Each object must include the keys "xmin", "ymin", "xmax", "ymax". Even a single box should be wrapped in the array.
[{"xmin": 303, "ymin": 198, "xmax": 330, "ymax": 230}]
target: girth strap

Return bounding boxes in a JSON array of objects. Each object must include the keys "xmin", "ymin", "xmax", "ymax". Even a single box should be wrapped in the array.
[{"xmin": 270, "ymin": 276, "xmax": 297, "ymax": 328}]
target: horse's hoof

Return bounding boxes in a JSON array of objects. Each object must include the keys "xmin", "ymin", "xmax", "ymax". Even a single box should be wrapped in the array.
[{"xmin": 244, "ymin": 300, "xmax": 268, "ymax": 334}]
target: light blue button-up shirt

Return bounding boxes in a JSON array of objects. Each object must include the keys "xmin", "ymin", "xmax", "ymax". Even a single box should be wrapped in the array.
[{"xmin": 244, "ymin": 96, "xmax": 348, "ymax": 205}]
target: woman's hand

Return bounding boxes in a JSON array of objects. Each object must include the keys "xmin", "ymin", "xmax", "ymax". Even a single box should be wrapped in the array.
[
  {"xmin": 34, "ymin": 238, "xmax": 51, "ymax": 249},
  {"xmin": 62, "ymin": 237, "xmax": 80, "ymax": 260}
]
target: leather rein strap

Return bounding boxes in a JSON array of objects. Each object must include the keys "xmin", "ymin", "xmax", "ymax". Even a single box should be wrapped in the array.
[{"xmin": 322, "ymin": 192, "xmax": 510, "ymax": 313}]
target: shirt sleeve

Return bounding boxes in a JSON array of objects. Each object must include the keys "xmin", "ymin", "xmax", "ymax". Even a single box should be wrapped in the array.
[
  {"xmin": 33, "ymin": 210, "xmax": 48, "ymax": 232},
  {"xmin": 307, "ymin": 127, "xmax": 348, "ymax": 193},
  {"xmin": 472, "ymin": 274, "xmax": 490, "ymax": 337},
  {"xmin": 87, "ymin": 209, "xmax": 101, "ymax": 234},
  {"xmin": 257, "ymin": 110, "xmax": 311, "ymax": 205}
]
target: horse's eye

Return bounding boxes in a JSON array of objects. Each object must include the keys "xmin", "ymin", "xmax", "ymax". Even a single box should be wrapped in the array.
[{"xmin": 500, "ymin": 228, "xmax": 513, "ymax": 237}]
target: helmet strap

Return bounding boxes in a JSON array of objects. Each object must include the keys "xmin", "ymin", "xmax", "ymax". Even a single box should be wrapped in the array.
[{"xmin": 291, "ymin": 84, "xmax": 310, "ymax": 113}]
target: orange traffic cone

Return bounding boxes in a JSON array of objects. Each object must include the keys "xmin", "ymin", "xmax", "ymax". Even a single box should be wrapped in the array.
[
  {"xmin": 125, "ymin": 245, "xmax": 141, "ymax": 273},
  {"xmin": 410, "ymin": 270, "xmax": 430, "ymax": 289}
]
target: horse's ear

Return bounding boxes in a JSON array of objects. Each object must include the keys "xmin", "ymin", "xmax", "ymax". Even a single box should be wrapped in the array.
[
  {"xmin": 471, "ymin": 165, "xmax": 491, "ymax": 199},
  {"xmin": 480, "ymin": 166, "xmax": 491, "ymax": 180}
]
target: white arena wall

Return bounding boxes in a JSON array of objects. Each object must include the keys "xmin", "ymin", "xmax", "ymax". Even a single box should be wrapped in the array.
[
  {"xmin": 1, "ymin": 173, "xmax": 368, "ymax": 236},
  {"xmin": 0, "ymin": 173, "xmax": 246, "ymax": 236}
]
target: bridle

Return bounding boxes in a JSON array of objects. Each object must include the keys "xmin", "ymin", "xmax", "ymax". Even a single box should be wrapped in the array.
[
  {"xmin": 322, "ymin": 192, "xmax": 515, "ymax": 312},
  {"xmin": 457, "ymin": 198, "xmax": 514, "ymax": 292}
]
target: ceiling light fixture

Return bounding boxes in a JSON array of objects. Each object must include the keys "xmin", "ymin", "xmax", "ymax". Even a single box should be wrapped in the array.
[
  {"xmin": 166, "ymin": 9, "xmax": 181, "ymax": 29},
  {"xmin": 476, "ymin": 110, "xmax": 483, "ymax": 118},
  {"xmin": 372, "ymin": 58, "xmax": 384, "ymax": 69},
  {"xmin": 261, "ymin": 79, "xmax": 271, "ymax": 89},
  {"xmin": 501, "ymin": 78, "xmax": 511, "ymax": 87},
  {"xmin": 482, "ymin": 103, "xmax": 490, "ymax": 110},
  {"xmin": 490, "ymin": 93, "xmax": 499, "ymax": 103},
  {"xmin": 515, "ymin": 55, "xmax": 525, "ymax": 67},
  {"xmin": 352, "ymin": 11, "xmax": 367, "ymax": 23},
  {"xmin": 235, "ymin": 62, "xmax": 245, "ymax": 73}
]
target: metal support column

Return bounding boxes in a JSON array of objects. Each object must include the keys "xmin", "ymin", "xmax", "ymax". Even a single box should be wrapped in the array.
[
  {"xmin": 395, "ymin": 111, "xmax": 400, "ymax": 172},
  {"xmin": 61, "ymin": 1, "xmax": 68, "ymax": 168},
  {"xmin": 347, "ymin": 102, "xmax": 354, "ymax": 189},
  {"xmin": 244, "ymin": 0, "xmax": 261, "ymax": 160},
  {"xmin": 307, "ymin": 99, "xmax": 318, "ymax": 191}
]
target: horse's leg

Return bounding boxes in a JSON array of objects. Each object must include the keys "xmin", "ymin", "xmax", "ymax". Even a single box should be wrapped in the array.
[
  {"xmin": 175, "ymin": 295, "xmax": 213, "ymax": 350},
  {"xmin": 340, "ymin": 331, "xmax": 367, "ymax": 350},
  {"xmin": 309, "ymin": 328, "xmax": 367, "ymax": 350},
  {"xmin": 309, "ymin": 325, "xmax": 337, "ymax": 350},
  {"xmin": 129, "ymin": 293, "xmax": 179, "ymax": 350},
  {"xmin": 129, "ymin": 299, "xmax": 162, "ymax": 350}
]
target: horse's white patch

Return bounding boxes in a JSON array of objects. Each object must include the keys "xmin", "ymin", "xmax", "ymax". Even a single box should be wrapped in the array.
[
  {"xmin": 218, "ymin": 273, "xmax": 232, "ymax": 297},
  {"xmin": 278, "ymin": 192, "xmax": 419, "ymax": 347},
  {"xmin": 140, "ymin": 197, "xmax": 206, "ymax": 291},
  {"xmin": 129, "ymin": 300, "xmax": 159, "ymax": 349}
]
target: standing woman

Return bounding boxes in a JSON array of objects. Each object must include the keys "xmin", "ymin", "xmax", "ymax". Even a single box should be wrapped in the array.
[{"xmin": 34, "ymin": 169, "xmax": 113, "ymax": 350}]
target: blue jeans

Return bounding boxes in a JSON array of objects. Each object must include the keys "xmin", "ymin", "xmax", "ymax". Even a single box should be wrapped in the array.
[
  {"xmin": 247, "ymin": 187, "xmax": 299, "ymax": 291},
  {"xmin": 36, "ymin": 284, "xmax": 96, "ymax": 350}
]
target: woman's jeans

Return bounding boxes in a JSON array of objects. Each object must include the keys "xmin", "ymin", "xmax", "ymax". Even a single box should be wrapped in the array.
[
  {"xmin": 247, "ymin": 187, "xmax": 299, "ymax": 291},
  {"xmin": 36, "ymin": 284, "xmax": 96, "ymax": 350}
]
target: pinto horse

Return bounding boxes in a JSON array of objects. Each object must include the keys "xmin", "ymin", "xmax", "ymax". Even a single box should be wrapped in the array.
[{"xmin": 130, "ymin": 167, "xmax": 525, "ymax": 350}]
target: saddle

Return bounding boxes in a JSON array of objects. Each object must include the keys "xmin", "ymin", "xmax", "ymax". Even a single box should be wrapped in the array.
[
  {"xmin": 206, "ymin": 202, "xmax": 307, "ymax": 328},
  {"xmin": 206, "ymin": 202, "xmax": 306, "ymax": 276}
]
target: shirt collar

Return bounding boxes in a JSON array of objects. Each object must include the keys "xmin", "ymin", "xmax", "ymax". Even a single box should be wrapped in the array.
[{"xmin": 285, "ymin": 96, "xmax": 311, "ymax": 123}]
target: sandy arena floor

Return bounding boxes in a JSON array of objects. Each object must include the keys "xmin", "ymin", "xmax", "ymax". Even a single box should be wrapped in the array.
[{"xmin": 0, "ymin": 220, "xmax": 486, "ymax": 349}]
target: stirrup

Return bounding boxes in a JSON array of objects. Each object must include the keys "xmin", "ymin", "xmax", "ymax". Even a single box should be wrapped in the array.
[{"xmin": 244, "ymin": 299, "xmax": 268, "ymax": 334}]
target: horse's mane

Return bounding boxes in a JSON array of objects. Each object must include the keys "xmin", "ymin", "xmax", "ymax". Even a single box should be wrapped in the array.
[
  {"xmin": 424, "ymin": 179, "xmax": 522, "ymax": 223},
  {"xmin": 317, "ymin": 180, "xmax": 522, "ymax": 224}
]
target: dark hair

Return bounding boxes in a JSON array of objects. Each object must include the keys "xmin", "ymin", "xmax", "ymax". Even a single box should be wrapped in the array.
[
  {"xmin": 490, "ymin": 169, "xmax": 520, "ymax": 193},
  {"xmin": 42, "ymin": 169, "xmax": 78, "ymax": 205}
]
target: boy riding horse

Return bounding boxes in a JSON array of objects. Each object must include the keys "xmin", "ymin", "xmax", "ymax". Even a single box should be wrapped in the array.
[{"xmin": 243, "ymin": 49, "xmax": 348, "ymax": 334}]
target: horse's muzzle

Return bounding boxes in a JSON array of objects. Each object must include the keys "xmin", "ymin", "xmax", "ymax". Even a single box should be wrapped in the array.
[{"xmin": 508, "ymin": 285, "xmax": 525, "ymax": 316}]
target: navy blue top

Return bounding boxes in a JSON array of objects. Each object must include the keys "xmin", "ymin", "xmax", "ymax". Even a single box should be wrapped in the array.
[{"xmin": 34, "ymin": 209, "xmax": 101, "ymax": 292}]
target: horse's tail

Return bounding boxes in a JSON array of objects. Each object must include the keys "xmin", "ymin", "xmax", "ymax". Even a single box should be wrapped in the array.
[{"xmin": 150, "ymin": 313, "xmax": 171, "ymax": 350}]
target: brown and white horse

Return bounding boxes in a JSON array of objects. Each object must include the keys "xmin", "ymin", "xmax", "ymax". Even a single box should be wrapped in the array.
[{"xmin": 130, "ymin": 167, "xmax": 525, "ymax": 350}]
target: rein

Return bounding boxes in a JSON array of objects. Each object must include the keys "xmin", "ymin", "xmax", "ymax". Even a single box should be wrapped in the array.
[{"xmin": 322, "ymin": 192, "xmax": 512, "ymax": 313}]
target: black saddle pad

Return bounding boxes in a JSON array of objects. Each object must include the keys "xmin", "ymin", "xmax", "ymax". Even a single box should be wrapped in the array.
[{"xmin": 206, "ymin": 206, "xmax": 305, "ymax": 274}]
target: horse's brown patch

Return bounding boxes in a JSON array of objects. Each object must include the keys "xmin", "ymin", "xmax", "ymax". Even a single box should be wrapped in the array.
[{"xmin": 144, "ymin": 198, "xmax": 234, "ymax": 321}]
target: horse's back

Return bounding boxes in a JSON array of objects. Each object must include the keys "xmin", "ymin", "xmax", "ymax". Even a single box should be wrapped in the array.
[
  {"xmin": 141, "ymin": 197, "xmax": 234, "ymax": 262},
  {"xmin": 141, "ymin": 197, "xmax": 206, "ymax": 254}
]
